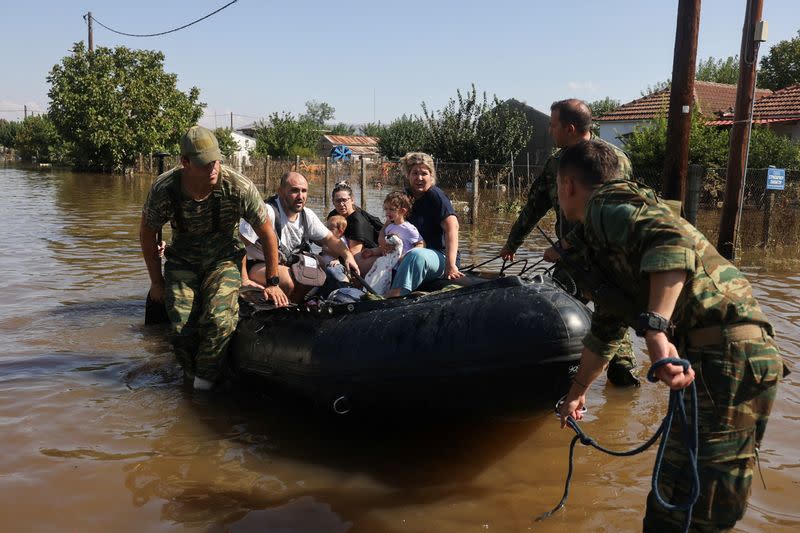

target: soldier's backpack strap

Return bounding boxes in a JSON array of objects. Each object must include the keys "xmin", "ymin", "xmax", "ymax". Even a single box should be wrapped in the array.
[
  {"xmin": 265, "ymin": 195, "xmax": 295, "ymax": 263},
  {"xmin": 167, "ymin": 172, "xmax": 185, "ymax": 232}
]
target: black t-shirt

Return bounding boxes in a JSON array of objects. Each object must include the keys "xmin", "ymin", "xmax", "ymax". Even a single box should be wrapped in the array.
[
  {"xmin": 327, "ymin": 207, "xmax": 382, "ymax": 248},
  {"xmin": 407, "ymin": 186, "xmax": 456, "ymax": 252}
]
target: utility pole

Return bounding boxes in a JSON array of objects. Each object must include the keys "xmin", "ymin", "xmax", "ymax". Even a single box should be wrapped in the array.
[
  {"xmin": 661, "ymin": 0, "xmax": 701, "ymax": 203},
  {"xmin": 24, "ymin": 105, "xmax": 27, "ymax": 120},
  {"xmin": 717, "ymin": 0, "xmax": 766, "ymax": 260},
  {"xmin": 87, "ymin": 12, "xmax": 93, "ymax": 52},
  {"xmin": 230, "ymin": 112, "xmax": 233, "ymax": 130}
]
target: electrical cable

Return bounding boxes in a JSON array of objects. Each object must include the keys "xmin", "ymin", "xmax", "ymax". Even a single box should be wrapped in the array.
[{"xmin": 86, "ymin": 0, "xmax": 239, "ymax": 38}]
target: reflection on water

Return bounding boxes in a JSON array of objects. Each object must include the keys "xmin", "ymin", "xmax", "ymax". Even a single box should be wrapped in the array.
[{"xmin": 0, "ymin": 165, "xmax": 797, "ymax": 532}]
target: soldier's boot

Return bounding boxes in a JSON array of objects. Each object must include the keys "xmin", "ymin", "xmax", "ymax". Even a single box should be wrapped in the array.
[{"xmin": 607, "ymin": 357, "xmax": 641, "ymax": 387}]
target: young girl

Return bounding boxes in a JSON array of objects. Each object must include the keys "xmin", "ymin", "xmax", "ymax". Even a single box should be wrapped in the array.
[
  {"xmin": 362, "ymin": 192, "xmax": 423, "ymax": 294},
  {"xmin": 363, "ymin": 191, "xmax": 423, "ymax": 260}
]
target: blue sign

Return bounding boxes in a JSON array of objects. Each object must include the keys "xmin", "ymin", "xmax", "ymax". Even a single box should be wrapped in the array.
[{"xmin": 766, "ymin": 168, "xmax": 785, "ymax": 191}]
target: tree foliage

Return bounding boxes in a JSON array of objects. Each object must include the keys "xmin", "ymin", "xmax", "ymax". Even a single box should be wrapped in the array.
[
  {"xmin": 759, "ymin": 29, "xmax": 800, "ymax": 90},
  {"xmin": 747, "ymin": 126, "xmax": 800, "ymax": 169},
  {"xmin": 360, "ymin": 122, "xmax": 385, "ymax": 137},
  {"xmin": 376, "ymin": 115, "xmax": 428, "ymax": 159},
  {"xmin": 252, "ymin": 112, "xmax": 319, "ymax": 158},
  {"xmin": 0, "ymin": 119, "xmax": 21, "ymax": 149},
  {"xmin": 328, "ymin": 122, "xmax": 356, "ymax": 135},
  {"xmin": 641, "ymin": 79, "xmax": 671, "ymax": 97},
  {"xmin": 421, "ymin": 85, "xmax": 532, "ymax": 164},
  {"xmin": 302, "ymin": 100, "xmax": 335, "ymax": 126},
  {"xmin": 47, "ymin": 42, "xmax": 204, "ymax": 172},
  {"xmin": 14, "ymin": 115, "xmax": 63, "ymax": 162},
  {"xmin": 696, "ymin": 55, "xmax": 740, "ymax": 85},
  {"xmin": 213, "ymin": 128, "xmax": 238, "ymax": 158},
  {"xmin": 623, "ymin": 110, "xmax": 728, "ymax": 171},
  {"xmin": 587, "ymin": 97, "xmax": 620, "ymax": 118}
]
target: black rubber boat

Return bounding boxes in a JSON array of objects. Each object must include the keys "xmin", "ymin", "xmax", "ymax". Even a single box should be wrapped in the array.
[{"xmin": 230, "ymin": 274, "xmax": 591, "ymax": 413}]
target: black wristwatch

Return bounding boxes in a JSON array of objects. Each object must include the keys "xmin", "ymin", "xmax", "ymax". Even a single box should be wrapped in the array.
[
  {"xmin": 635, "ymin": 311, "xmax": 673, "ymax": 337},
  {"xmin": 267, "ymin": 275, "xmax": 280, "ymax": 287}
]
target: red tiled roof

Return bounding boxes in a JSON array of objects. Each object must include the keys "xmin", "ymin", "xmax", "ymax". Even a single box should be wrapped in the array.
[
  {"xmin": 751, "ymin": 83, "xmax": 800, "ymax": 120},
  {"xmin": 597, "ymin": 81, "xmax": 772, "ymax": 122},
  {"xmin": 322, "ymin": 134, "xmax": 379, "ymax": 147}
]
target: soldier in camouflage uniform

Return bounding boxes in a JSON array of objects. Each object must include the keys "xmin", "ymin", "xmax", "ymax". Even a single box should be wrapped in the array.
[
  {"xmin": 500, "ymin": 99, "xmax": 639, "ymax": 386},
  {"xmin": 554, "ymin": 140, "xmax": 786, "ymax": 532},
  {"xmin": 140, "ymin": 126, "xmax": 288, "ymax": 390}
]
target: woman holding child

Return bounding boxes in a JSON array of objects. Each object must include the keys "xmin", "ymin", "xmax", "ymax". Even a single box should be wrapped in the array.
[
  {"xmin": 328, "ymin": 182, "xmax": 382, "ymax": 258},
  {"xmin": 384, "ymin": 152, "xmax": 464, "ymax": 297}
]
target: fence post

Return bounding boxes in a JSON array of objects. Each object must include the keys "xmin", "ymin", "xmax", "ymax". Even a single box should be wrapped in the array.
[
  {"xmin": 471, "ymin": 159, "xmax": 480, "ymax": 224},
  {"xmin": 360, "ymin": 157, "xmax": 367, "ymax": 210},
  {"xmin": 295, "ymin": 155, "xmax": 300, "ymax": 172},
  {"xmin": 686, "ymin": 164, "xmax": 702, "ymax": 225},
  {"xmin": 762, "ymin": 189, "xmax": 774, "ymax": 249},
  {"xmin": 264, "ymin": 155, "xmax": 271, "ymax": 196},
  {"xmin": 324, "ymin": 156, "xmax": 331, "ymax": 212}
]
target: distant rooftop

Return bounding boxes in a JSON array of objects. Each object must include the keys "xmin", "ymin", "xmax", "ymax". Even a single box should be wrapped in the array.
[{"xmin": 597, "ymin": 81, "xmax": 772, "ymax": 122}]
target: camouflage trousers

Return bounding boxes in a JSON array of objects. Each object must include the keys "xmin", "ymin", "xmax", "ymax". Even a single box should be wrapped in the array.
[
  {"xmin": 164, "ymin": 257, "xmax": 242, "ymax": 382},
  {"xmin": 643, "ymin": 327, "xmax": 783, "ymax": 532},
  {"xmin": 552, "ymin": 266, "xmax": 636, "ymax": 372}
]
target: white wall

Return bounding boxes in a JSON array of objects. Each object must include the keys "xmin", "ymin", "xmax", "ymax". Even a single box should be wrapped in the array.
[
  {"xmin": 598, "ymin": 121, "xmax": 643, "ymax": 148},
  {"xmin": 231, "ymin": 132, "xmax": 256, "ymax": 169}
]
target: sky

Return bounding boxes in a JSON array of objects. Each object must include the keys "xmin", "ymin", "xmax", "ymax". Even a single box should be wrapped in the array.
[{"xmin": 1, "ymin": 0, "xmax": 798, "ymax": 130}]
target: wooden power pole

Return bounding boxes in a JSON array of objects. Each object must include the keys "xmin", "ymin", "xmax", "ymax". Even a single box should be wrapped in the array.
[
  {"xmin": 87, "ymin": 12, "xmax": 94, "ymax": 52},
  {"xmin": 661, "ymin": 0, "xmax": 701, "ymax": 203},
  {"xmin": 717, "ymin": 0, "xmax": 765, "ymax": 260}
]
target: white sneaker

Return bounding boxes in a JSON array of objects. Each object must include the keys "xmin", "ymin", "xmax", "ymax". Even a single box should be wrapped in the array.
[{"xmin": 193, "ymin": 376, "xmax": 214, "ymax": 391}]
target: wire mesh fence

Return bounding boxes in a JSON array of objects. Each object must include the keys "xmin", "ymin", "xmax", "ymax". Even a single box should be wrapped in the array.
[{"xmin": 133, "ymin": 154, "xmax": 800, "ymax": 253}]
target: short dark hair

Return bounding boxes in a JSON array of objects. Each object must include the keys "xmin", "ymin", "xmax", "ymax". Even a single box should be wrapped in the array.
[
  {"xmin": 383, "ymin": 190, "xmax": 412, "ymax": 211},
  {"xmin": 550, "ymin": 99, "xmax": 592, "ymax": 134},
  {"xmin": 558, "ymin": 140, "xmax": 619, "ymax": 188}
]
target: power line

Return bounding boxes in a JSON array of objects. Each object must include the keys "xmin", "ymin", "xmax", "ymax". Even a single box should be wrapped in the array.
[{"xmin": 86, "ymin": 0, "xmax": 239, "ymax": 38}]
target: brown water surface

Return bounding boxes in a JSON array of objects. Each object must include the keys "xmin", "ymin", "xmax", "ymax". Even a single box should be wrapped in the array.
[{"xmin": 0, "ymin": 165, "xmax": 797, "ymax": 532}]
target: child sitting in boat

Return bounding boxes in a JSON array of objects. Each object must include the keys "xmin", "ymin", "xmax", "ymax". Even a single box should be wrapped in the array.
[
  {"xmin": 320, "ymin": 215, "xmax": 348, "ymax": 265},
  {"xmin": 362, "ymin": 191, "xmax": 424, "ymax": 294}
]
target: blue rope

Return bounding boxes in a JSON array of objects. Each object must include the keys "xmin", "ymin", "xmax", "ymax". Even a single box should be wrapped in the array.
[{"xmin": 536, "ymin": 357, "xmax": 699, "ymax": 532}]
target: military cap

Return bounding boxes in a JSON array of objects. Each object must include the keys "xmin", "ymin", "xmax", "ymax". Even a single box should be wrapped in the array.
[{"xmin": 181, "ymin": 125, "xmax": 223, "ymax": 166}]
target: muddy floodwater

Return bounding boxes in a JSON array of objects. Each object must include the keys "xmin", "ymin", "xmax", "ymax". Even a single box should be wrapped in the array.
[{"xmin": 0, "ymin": 165, "xmax": 797, "ymax": 532}]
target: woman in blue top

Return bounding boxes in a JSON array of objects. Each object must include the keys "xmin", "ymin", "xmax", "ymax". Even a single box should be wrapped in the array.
[{"xmin": 386, "ymin": 152, "xmax": 464, "ymax": 297}]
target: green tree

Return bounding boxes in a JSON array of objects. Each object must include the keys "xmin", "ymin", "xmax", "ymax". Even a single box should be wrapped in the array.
[
  {"xmin": 587, "ymin": 97, "xmax": 621, "ymax": 118},
  {"xmin": 0, "ymin": 119, "xmax": 21, "ymax": 149},
  {"xmin": 376, "ymin": 114, "xmax": 428, "ymax": 159},
  {"xmin": 759, "ymin": 30, "xmax": 800, "ymax": 90},
  {"xmin": 14, "ymin": 115, "xmax": 63, "ymax": 162},
  {"xmin": 641, "ymin": 79, "xmax": 671, "ymax": 97},
  {"xmin": 623, "ymin": 110, "xmax": 728, "ymax": 172},
  {"xmin": 213, "ymin": 127, "xmax": 238, "ymax": 158},
  {"xmin": 422, "ymin": 84, "xmax": 532, "ymax": 164},
  {"xmin": 360, "ymin": 122, "xmax": 386, "ymax": 137},
  {"xmin": 696, "ymin": 55, "xmax": 740, "ymax": 84},
  {"xmin": 47, "ymin": 42, "xmax": 204, "ymax": 172},
  {"xmin": 747, "ymin": 126, "xmax": 800, "ymax": 169},
  {"xmin": 328, "ymin": 122, "xmax": 356, "ymax": 135},
  {"xmin": 252, "ymin": 112, "xmax": 319, "ymax": 158},
  {"xmin": 302, "ymin": 100, "xmax": 335, "ymax": 126}
]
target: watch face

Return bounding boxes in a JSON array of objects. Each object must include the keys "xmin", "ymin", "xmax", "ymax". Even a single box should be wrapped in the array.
[{"xmin": 268, "ymin": 276, "xmax": 280, "ymax": 286}]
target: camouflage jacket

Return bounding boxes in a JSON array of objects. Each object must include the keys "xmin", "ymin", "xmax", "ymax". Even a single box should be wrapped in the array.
[
  {"xmin": 504, "ymin": 137, "xmax": 632, "ymax": 250},
  {"xmin": 142, "ymin": 165, "xmax": 267, "ymax": 267},
  {"xmin": 565, "ymin": 179, "xmax": 773, "ymax": 359}
]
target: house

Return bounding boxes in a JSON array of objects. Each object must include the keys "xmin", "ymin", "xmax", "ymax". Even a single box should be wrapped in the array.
[
  {"xmin": 230, "ymin": 130, "xmax": 256, "ymax": 169},
  {"xmin": 319, "ymin": 134, "xmax": 380, "ymax": 160},
  {"xmin": 497, "ymin": 98, "xmax": 554, "ymax": 166},
  {"xmin": 707, "ymin": 83, "xmax": 800, "ymax": 141},
  {"xmin": 597, "ymin": 81, "xmax": 772, "ymax": 148}
]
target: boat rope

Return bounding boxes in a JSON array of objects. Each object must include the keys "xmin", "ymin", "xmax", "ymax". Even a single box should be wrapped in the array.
[{"xmin": 537, "ymin": 357, "xmax": 699, "ymax": 533}]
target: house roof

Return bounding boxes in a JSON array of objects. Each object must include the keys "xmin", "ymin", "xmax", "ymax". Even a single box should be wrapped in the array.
[
  {"xmin": 322, "ymin": 134, "xmax": 379, "ymax": 147},
  {"xmin": 597, "ymin": 81, "xmax": 772, "ymax": 122},
  {"xmin": 751, "ymin": 83, "xmax": 800, "ymax": 120}
]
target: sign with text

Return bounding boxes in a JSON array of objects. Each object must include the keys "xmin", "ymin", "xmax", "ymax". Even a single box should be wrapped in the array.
[{"xmin": 766, "ymin": 168, "xmax": 785, "ymax": 191}]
